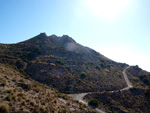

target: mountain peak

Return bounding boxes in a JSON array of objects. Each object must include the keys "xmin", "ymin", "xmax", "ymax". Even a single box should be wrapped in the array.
[
  {"xmin": 38, "ymin": 32, "xmax": 47, "ymax": 37},
  {"xmin": 59, "ymin": 35, "xmax": 76, "ymax": 43},
  {"xmin": 47, "ymin": 34, "xmax": 76, "ymax": 46}
]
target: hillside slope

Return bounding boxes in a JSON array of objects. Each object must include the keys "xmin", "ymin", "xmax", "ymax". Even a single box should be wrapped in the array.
[
  {"xmin": 84, "ymin": 66, "xmax": 150, "ymax": 113},
  {"xmin": 85, "ymin": 87, "xmax": 150, "ymax": 113},
  {"xmin": 0, "ymin": 63, "xmax": 97, "ymax": 113},
  {"xmin": 0, "ymin": 33, "xmax": 128, "ymax": 93}
]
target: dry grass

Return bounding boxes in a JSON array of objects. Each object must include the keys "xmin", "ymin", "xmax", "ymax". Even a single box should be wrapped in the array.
[{"xmin": 0, "ymin": 63, "xmax": 98, "ymax": 113}]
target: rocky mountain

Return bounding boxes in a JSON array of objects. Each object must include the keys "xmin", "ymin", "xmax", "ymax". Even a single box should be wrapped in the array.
[
  {"xmin": 0, "ymin": 33, "xmax": 128, "ymax": 93},
  {"xmin": 1, "ymin": 33, "xmax": 150, "ymax": 113}
]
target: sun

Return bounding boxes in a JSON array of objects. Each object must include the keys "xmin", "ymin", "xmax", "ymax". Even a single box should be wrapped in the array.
[{"xmin": 86, "ymin": 0, "xmax": 131, "ymax": 19}]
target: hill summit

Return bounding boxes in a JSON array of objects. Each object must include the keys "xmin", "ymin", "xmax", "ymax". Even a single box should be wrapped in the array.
[
  {"xmin": 0, "ymin": 33, "xmax": 127, "ymax": 93},
  {"xmin": 20, "ymin": 33, "xmax": 107, "ymax": 63}
]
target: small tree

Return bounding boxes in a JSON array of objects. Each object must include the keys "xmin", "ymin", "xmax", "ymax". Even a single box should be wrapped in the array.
[{"xmin": 88, "ymin": 98, "xmax": 99, "ymax": 107}]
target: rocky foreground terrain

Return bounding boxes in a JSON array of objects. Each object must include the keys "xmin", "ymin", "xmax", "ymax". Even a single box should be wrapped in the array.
[{"xmin": 0, "ymin": 63, "xmax": 97, "ymax": 113}]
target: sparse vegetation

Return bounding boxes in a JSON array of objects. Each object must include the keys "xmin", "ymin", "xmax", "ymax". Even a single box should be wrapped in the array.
[
  {"xmin": 84, "ymin": 66, "xmax": 150, "ymax": 113},
  {"xmin": 0, "ymin": 63, "xmax": 97, "ymax": 113},
  {"xmin": 126, "ymin": 66, "xmax": 150, "ymax": 88}
]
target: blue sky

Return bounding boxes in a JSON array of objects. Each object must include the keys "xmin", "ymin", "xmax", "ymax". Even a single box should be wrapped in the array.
[{"xmin": 0, "ymin": 0, "xmax": 150, "ymax": 72}]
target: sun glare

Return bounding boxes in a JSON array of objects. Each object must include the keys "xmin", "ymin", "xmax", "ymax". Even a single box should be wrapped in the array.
[{"xmin": 86, "ymin": 0, "xmax": 131, "ymax": 19}]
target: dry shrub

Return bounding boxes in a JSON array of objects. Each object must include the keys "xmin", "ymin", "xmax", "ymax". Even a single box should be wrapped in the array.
[{"xmin": 0, "ymin": 103, "xmax": 10, "ymax": 113}]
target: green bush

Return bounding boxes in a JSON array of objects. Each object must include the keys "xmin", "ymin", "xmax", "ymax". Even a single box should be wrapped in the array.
[
  {"xmin": 33, "ymin": 109, "xmax": 40, "ymax": 113},
  {"xmin": 58, "ymin": 108, "xmax": 67, "ymax": 113},
  {"xmin": 139, "ymin": 75, "xmax": 146, "ymax": 80},
  {"xmin": 143, "ymin": 78, "xmax": 149, "ymax": 85},
  {"xmin": 33, "ymin": 47, "xmax": 42, "ymax": 54},
  {"xmin": 95, "ymin": 65, "xmax": 100, "ymax": 70},
  {"xmin": 56, "ymin": 60, "xmax": 64, "ymax": 65},
  {"xmin": 100, "ymin": 63, "xmax": 106, "ymax": 68},
  {"xmin": 88, "ymin": 98, "xmax": 99, "ymax": 107},
  {"xmin": 80, "ymin": 72, "xmax": 87, "ymax": 79}
]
